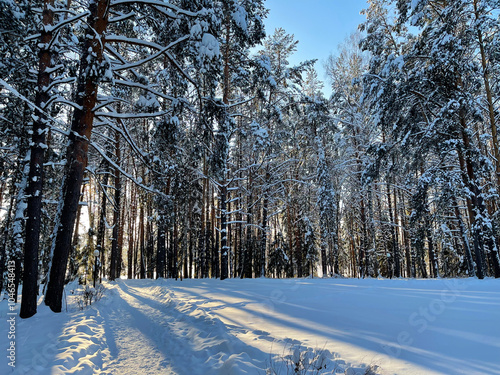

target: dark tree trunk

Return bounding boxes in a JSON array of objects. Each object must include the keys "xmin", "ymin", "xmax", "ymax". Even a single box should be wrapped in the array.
[
  {"xmin": 426, "ymin": 224, "xmax": 438, "ymax": 278},
  {"xmin": 260, "ymin": 193, "xmax": 268, "ymax": 278},
  {"xmin": 156, "ymin": 218, "xmax": 166, "ymax": 278},
  {"xmin": 109, "ymin": 186, "xmax": 120, "ymax": 279},
  {"xmin": 458, "ymin": 117, "xmax": 485, "ymax": 279},
  {"xmin": 117, "ymin": 189, "xmax": 125, "ymax": 278},
  {"xmin": 173, "ymin": 205, "xmax": 179, "ymax": 280},
  {"xmin": 0, "ymin": 179, "xmax": 17, "ymax": 295},
  {"xmin": 127, "ymin": 209, "xmax": 134, "ymax": 279},
  {"xmin": 109, "ymin": 129, "xmax": 121, "ymax": 281},
  {"xmin": 139, "ymin": 202, "xmax": 146, "ymax": 279},
  {"xmin": 167, "ymin": 229, "xmax": 174, "ymax": 278},
  {"xmin": 45, "ymin": 0, "xmax": 110, "ymax": 312},
  {"xmin": 95, "ymin": 170, "xmax": 108, "ymax": 282},
  {"xmin": 386, "ymin": 181, "xmax": 400, "ymax": 278},
  {"xmin": 211, "ymin": 186, "xmax": 218, "ymax": 278},
  {"xmin": 242, "ymin": 181, "xmax": 253, "ymax": 279},
  {"xmin": 358, "ymin": 196, "xmax": 368, "ymax": 278},
  {"xmin": 145, "ymin": 194, "xmax": 154, "ymax": 279},
  {"xmin": 220, "ymin": 184, "xmax": 228, "ymax": 280},
  {"xmin": 20, "ymin": 0, "xmax": 53, "ymax": 319},
  {"xmin": 295, "ymin": 217, "xmax": 303, "ymax": 278}
]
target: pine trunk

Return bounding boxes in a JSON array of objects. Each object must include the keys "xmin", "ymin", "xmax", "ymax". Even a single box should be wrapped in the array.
[
  {"xmin": 20, "ymin": 0, "xmax": 53, "ymax": 319},
  {"xmin": 45, "ymin": 0, "xmax": 109, "ymax": 312},
  {"xmin": 127, "ymin": 186, "xmax": 136, "ymax": 279},
  {"xmin": 458, "ymin": 114, "xmax": 485, "ymax": 279},
  {"xmin": 260, "ymin": 192, "xmax": 268, "ymax": 278},
  {"xmin": 109, "ymin": 137, "xmax": 121, "ymax": 280},
  {"xmin": 157, "ymin": 217, "xmax": 166, "ymax": 278}
]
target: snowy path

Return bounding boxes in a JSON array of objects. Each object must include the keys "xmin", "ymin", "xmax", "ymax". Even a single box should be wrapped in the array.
[
  {"xmin": 100, "ymin": 280, "xmax": 265, "ymax": 375},
  {"xmin": 1, "ymin": 278, "xmax": 499, "ymax": 375},
  {"xmin": 98, "ymin": 282, "xmax": 177, "ymax": 374}
]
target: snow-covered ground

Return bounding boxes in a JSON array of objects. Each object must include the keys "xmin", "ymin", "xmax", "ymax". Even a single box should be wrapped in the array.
[{"xmin": 1, "ymin": 278, "xmax": 499, "ymax": 374}]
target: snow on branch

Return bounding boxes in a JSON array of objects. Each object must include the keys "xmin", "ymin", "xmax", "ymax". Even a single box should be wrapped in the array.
[
  {"xmin": 90, "ymin": 142, "xmax": 162, "ymax": 196},
  {"xmin": 87, "ymin": 169, "xmax": 119, "ymax": 211},
  {"xmin": 0, "ymin": 78, "xmax": 70, "ymax": 137},
  {"xmin": 108, "ymin": 11, "xmax": 136, "ymax": 23},
  {"xmin": 95, "ymin": 110, "xmax": 170, "ymax": 119},
  {"xmin": 110, "ymin": 0, "xmax": 200, "ymax": 17},
  {"xmin": 105, "ymin": 35, "xmax": 165, "ymax": 50},
  {"xmin": 44, "ymin": 11, "xmax": 90, "ymax": 34},
  {"xmin": 112, "ymin": 35, "xmax": 190, "ymax": 72},
  {"xmin": 113, "ymin": 79, "xmax": 175, "ymax": 102}
]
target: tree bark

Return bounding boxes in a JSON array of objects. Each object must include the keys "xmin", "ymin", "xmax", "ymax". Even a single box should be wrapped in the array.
[
  {"xmin": 20, "ymin": 0, "xmax": 53, "ymax": 319},
  {"xmin": 260, "ymin": 186, "xmax": 268, "ymax": 278},
  {"xmin": 473, "ymin": 0, "xmax": 500, "ymax": 189},
  {"xmin": 45, "ymin": 0, "xmax": 110, "ymax": 312},
  {"xmin": 109, "ymin": 130, "xmax": 121, "ymax": 281},
  {"xmin": 156, "ymin": 217, "xmax": 166, "ymax": 278},
  {"xmin": 457, "ymin": 115, "xmax": 485, "ymax": 279},
  {"xmin": 127, "ymin": 190, "xmax": 135, "ymax": 279}
]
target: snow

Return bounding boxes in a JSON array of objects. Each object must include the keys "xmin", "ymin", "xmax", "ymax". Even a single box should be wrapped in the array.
[
  {"xmin": 1, "ymin": 278, "xmax": 499, "ymax": 375},
  {"xmin": 232, "ymin": 5, "xmax": 248, "ymax": 33},
  {"xmin": 190, "ymin": 23, "xmax": 203, "ymax": 38},
  {"xmin": 200, "ymin": 33, "xmax": 220, "ymax": 60}
]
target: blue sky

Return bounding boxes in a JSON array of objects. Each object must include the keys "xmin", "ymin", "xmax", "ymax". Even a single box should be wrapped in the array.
[{"xmin": 260, "ymin": 0, "xmax": 368, "ymax": 96}]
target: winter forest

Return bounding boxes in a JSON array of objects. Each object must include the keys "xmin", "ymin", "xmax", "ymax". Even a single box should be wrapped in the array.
[{"xmin": 2, "ymin": 0, "xmax": 500, "ymax": 321}]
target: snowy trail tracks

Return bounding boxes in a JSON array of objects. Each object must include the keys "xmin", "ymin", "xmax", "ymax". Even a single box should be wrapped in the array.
[{"xmin": 99, "ymin": 280, "xmax": 265, "ymax": 375}]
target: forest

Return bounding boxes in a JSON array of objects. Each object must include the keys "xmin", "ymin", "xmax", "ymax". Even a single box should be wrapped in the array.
[{"xmin": 1, "ymin": 0, "xmax": 500, "ymax": 320}]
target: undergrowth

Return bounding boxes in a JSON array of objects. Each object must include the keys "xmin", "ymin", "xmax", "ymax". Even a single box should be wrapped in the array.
[{"xmin": 77, "ymin": 284, "xmax": 105, "ymax": 309}]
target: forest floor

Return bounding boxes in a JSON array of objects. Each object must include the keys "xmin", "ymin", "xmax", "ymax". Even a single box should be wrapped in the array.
[{"xmin": 1, "ymin": 277, "xmax": 499, "ymax": 375}]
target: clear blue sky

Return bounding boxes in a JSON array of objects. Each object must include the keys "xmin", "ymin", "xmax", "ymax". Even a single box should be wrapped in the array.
[{"xmin": 261, "ymin": 0, "xmax": 368, "ymax": 96}]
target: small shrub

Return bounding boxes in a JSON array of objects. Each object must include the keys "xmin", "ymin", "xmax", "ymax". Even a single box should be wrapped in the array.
[
  {"xmin": 77, "ymin": 284, "xmax": 105, "ymax": 309},
  {"xmin": 266, "ymin": 345, "xmax": 330, "ymax": 375},
  {"xmin": 266, "ymin": 344, "xmax": 379, "ymax": 375}
]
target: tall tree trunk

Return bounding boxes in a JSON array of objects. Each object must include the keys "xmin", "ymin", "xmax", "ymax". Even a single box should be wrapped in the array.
[
  {"xmin": 188, "ymin": 210, "xmax": 194, "ymax": 279},
  {"xmin": 173, "ymin": 204, "xmax": 179, "ymax": 280},
  {"xmin": 68, "ymin": 184, "xmax": 85, "ymax": 280},
  {"xmin": 157, "ymin": 217, "xmax": 166, "ymax": 278},
  {"xmin": 20, "ymin": 0, "xmax": 53, "ymax": 319},
  {"xmin": 109, "ymin": 130, "xmax": 121, "ymax": 281},
  {"xmin": 127, "ymin": 190, "xmax": 135, "ymax": 279},
  {"xmin": 453, "ymin": 199, "xmax": 475, "ymax": 276},
  {"xmin": 146, "ymin": 197, "xmax": 154, "ymax": 279},
  {"xmin": 220, "ymin": 184, "xmax": 228, "ymax": 280},
  {"xmin": 45, "ymin": 0, "xmax": 109, "ymax": 312},
  {"xmin": 359, "ymin": 197, "xmax": 368, "ymax": 278},
  {"xmin": 426, "ymin": 220, "xmax": 438, "ymax": 278},
  {"xmin": 473, "ymin": 0, "xmax": 500, "ymax": 189},
  {"xmin": 167, "ymin": 228, "xmax": 173, "ymax": 278},
  {"xmin": 386, "ymin": 181, "xmax": 401, "ymax": 278},
  {"xmin": 0, "ymin": 179, "xmax": 18, "ymax": 295},
  {"xmin": 213, "ymin": 189, "xmax": 220, "ymax": 279},
  {"xmin": 286, "ymin": 202, "xmax": 294, "ymax": 278},
  {"xmin": 218, "ymin": 11, "xmax": 231, "ymax": 281},
  {"xmin": 199, "ymin": 162, "xmax": 207, "ymax": 279},
  {"xmin": 260, "ymin": 189, "xmax": 268, "ymax": 278},
  {"xmin": 242, "ymin": 173, "xmax": 253, "ymax": 279},
  {"xmin": 458, "ymin": 115, "xmax": 486, "ymax": 279},
  {"xmin": 399, "ymin": 190, "xmax": 413, "ymax": 278},
  {"xmin": 139, "ymin": 200, "xmax": 146, "ymax": 279},
  {"xmin": 117, "ymin": 184, "xmax": 125, "ymax": 277},
  {"xmin": 95, "ymin": 170, "xmax": 108, "ymax": 282}
]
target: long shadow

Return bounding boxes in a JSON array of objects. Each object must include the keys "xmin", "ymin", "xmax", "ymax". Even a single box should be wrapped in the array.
[
  {"xmin": 100, "ymin": 281, "xmax": 270, "ymax": 374},
  {"xmin": 9, "ymin": 308, "xmax": 67, "ymax": 374},
  {"xmin": 4, "ymin": 304, "xmax": 105, "ymax": 375},
  {"xmin": 168, "ymin": 283, "xmax": 500, "ymax": 375}
]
